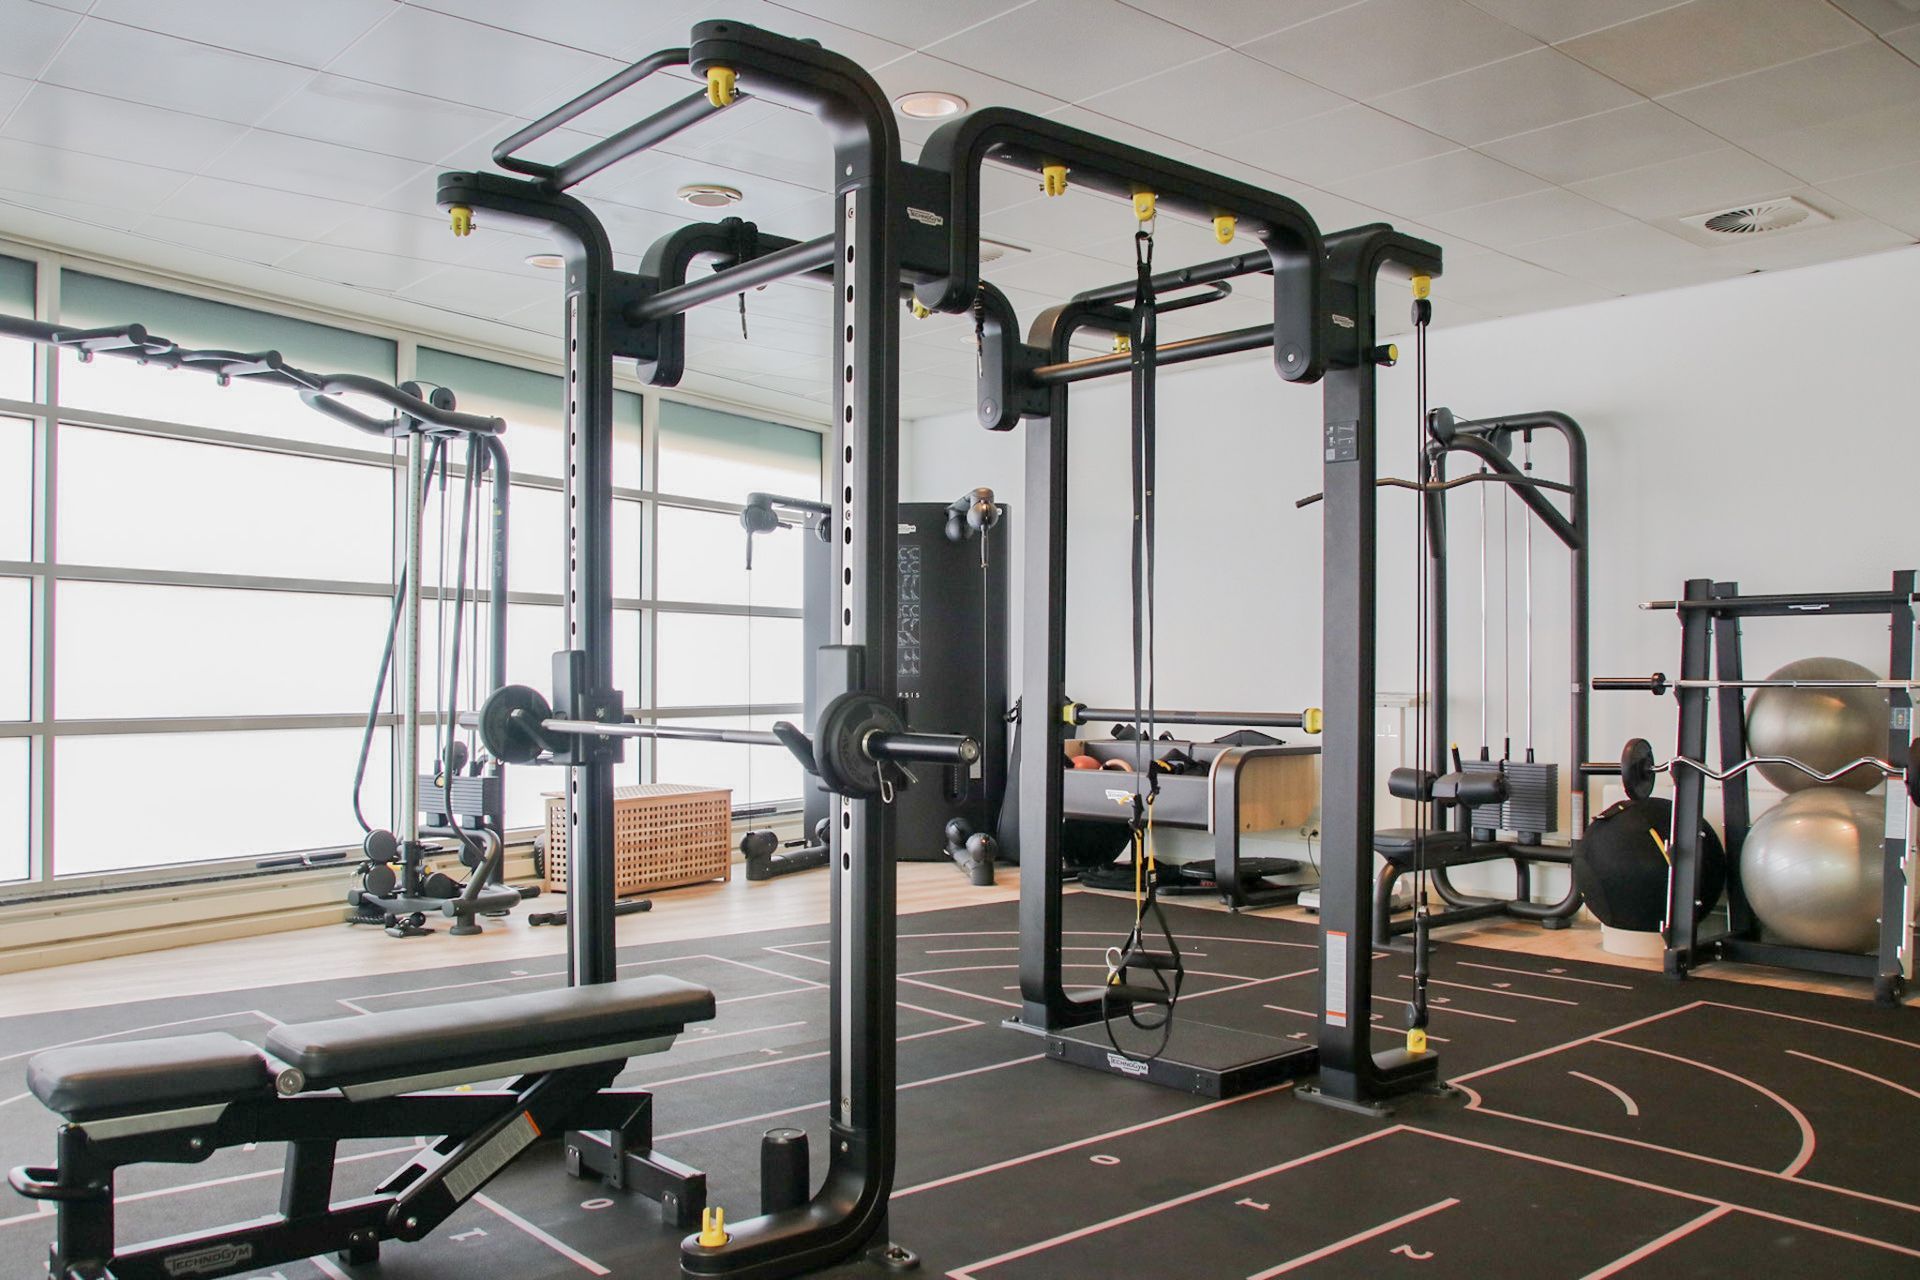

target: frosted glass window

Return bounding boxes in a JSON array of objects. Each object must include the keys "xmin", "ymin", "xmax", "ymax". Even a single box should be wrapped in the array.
[
  {"xmin": 657, "ymin": 503, "xmax": 804, "ymax": 608},
  {"xmin": 654, "ymin": 715, "xmax": 803, "ymax": 809},
  {"xmin": 0, "ymin": 738, "xmax": 26, "ymax": 882},
  {"xmin": 654, "ymin": 612, "xmax": 801, "ymax": 709},
  {"xmin": 56, "ymin": 583, "xmax": 392, "ymax": 719},
  {"xmin": 657, "ymin": 401, "xmax": 821, "ymax": 503},
  {"xmin": 505, "ymin": 604, "xmax": 642, "ymax": 708},
  {"xmin": 415, "ymin": 347, "xmax": 642, "ymax": 488},
  {"xmin": 59, "ymin": 271, "xmax": 395, "ymax": 448},
  {"xmin": 0, "ymin": 253, "xmax": 33, "ymax": 401},
  {"xmin": 0, "ymin": 575, "xmax": 28, "ymax": 721},
  {"xmin": 0, "ymin": 415, "xmax": 30, "ymax": 561},
  {"xmin": 58, "ymin": 427, "xmax": 396, "ymax": 581},
  {"xmin": 55, "ymin": 728, "xmax": 393, "ymax": 875},
  {"xmin": 504, "ymin": 487, "xmax": 641, "ymax": 598}
]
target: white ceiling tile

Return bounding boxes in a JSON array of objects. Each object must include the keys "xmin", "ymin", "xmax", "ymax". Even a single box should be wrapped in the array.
[
  {"xmin": 1460, "ymin": 0, "xmax": 1682, "ymax": 42},
  {"xmin": 1328, "ymin": 149, "xmax": 1546, "ymax": 218},
  {"xmin": 1114, "ymin": 0, "xmax": 1360, "ymax": 46},
  {"xmin": 200, "ymin": 131, "xmax": 430, "ymax": 205},
  {"xmin": 1370, "ymin": 48, "xmax": 1639, "ymax": 146},
  {"xmin": 1240, "ymin": 0, "xmax": 1538, "ymax": 100},
  {"xmin": 767, "ymin": 0, "xmax": 1031, "ymax": 47},
  {"xmin": 394, "ymin": 265, "xmax": 558, "ymax": 318},
  {"xmin": 1422, "ymin": 248, "xmax": 1573, "ymax": 299},
  {"xmin": 39, "ymin": 18, "xmax": 316, "ymax": 125},
  {"xmin": 328, "ymin": 7, "xmax": 620, "ymax": 118},
  {"xmin": 867, "ymin": 49, "xmax": 1069, "ymax": 121},
  {"xmin": 670, "ymin": 100, "xmax": 835, "ymax": 190},
  {"xmin": 0, "ymin": 136, "xmax": 188, "ymax": 207},
  {"xmin": 596, "ymin": 151, "xmax": 826, "ymax": 222},
  {"xmin": 1659, "ymin": 43, "xmax": 1920, "ymax": 143},
  {"xmin": 321, "ymin": 206, "xmax": 551, "ymax": 273},
  {"xmin": 1423, "ymin": 187, "xmax": 1629, "ymax": 249},
  {"xmin": 1569, "ymin": 146, "xmax": 1799, "ymax": 219},
  {"xmin": 0, "ymin": 189, "xmax": 148, "ymax": 232},
  {"xmin": 1560, "ymin": 0, "xmax": 1867, "ymax": 97},
  {"xmin": 276, "ymin": 243, "xmax": 443, "ymax": 293},
  {"xmin": 1511, "ymin": 220, "xmax": 1754, "ymax": 291},
  {"xmin": 30, "ymin": 0, "xmax": 86, "ymax": 9},
  {"xmin": 85, "ymin": 0, "xmax": 396, "ymax": 67},
  {"xmin": 150, "ymin": 176, "xmax": 362, "ymax": 242},
  {"xmin": 1738, "ymin": 100, "xmax": 1920, "ymax": 183},
  {"xmin": 132, "ymin": 215, "xmax": 307, "ymax": 267},
  {"xmin": 1478, "ymin": 101, "xmax": 1720, "ymax": 185},
  {"xmin": 404, "ymin": 0, "xmax": 703, "ymax": 57},
  {"xmin": 2, "ymin": 82, "xmax": 248, "ymax": 173},
  {"xmin": 257, "ymin": 75, "xmax": 508, "ymax": 164},
  {"xmin": 1078, "ymin": 50, "xmax": 1344, "ymax": 143},
  {"xmin": 1820, "ymin": 161, "xmax": 1920, "ymax": 236},
  {"xmin": 1891, "ymin": 23, "xmax": 1920, "ymax": 62},
  {"xmin": 0, "ymin": 0, "xmax": 81, "ymax": 79},
  {"xmin": 1220, "ymin": 104, "xmax": 1455, "ymax": 186},
  {"xmin": 926, "ymin": 1, "xmax": 1218, "ymax": 103},
  {"xmin": 0, "ymin": 71, "xmax": 28, "ymax": 117},
  {"xmin": 1820, "ymin": 0, "xmax": 1920, "ymax": 34},
  {"xmin": 980, "ymin": 186, "xmax": 1141, "ymax": 256},
  {"xmin": 982, "ymin": 247, "xmax": 1145, "ymax": 300},
  {"xmin": 639, "ymin": 0, "xmax": 915, "ymax": 69},
  {"xmin": 1710, "ymin": 208, "xmax": 1914, "ymax": 270},
  {"xmin": 1033, "ymin": 105, "xmax": 1204, "ymax": 164}
]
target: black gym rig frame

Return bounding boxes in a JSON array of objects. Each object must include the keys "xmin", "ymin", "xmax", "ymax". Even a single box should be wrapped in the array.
[{"xmin": 428, "ymin": 18, "xmax": 1453, "ymax": 1273}]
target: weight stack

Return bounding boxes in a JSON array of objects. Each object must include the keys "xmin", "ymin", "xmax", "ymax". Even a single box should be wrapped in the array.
[{"xmin": 1462, "ymin": 760, "xmax": 1559, "ymax": 841}]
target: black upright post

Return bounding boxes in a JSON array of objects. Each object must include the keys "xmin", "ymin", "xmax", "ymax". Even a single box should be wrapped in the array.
[
  {"xmin": 1712, "ymin": 583, "xmax": 1755, "ymax": 937},
  {"xmin": 1876, "ymin": 570, "xmax": 1915, "ymax": 1002},
  {"xmin": 1662, "ymin": 578, "xmax": 1717, "ymax": 979}
]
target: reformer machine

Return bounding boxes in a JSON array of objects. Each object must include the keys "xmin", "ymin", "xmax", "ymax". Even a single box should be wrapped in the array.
[{"xmin": 737, "ymin": 488, "xmax": 1012, "ymax": 885}]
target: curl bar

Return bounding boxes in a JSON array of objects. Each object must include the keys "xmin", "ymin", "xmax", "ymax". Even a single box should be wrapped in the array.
[
  {"xmin": 1595, "ymin": 673, "xmax": 1920, "ymax": 695},
  {"xmin": 1068, "ymin": 704, "xmax": 1323, "ymax": 733},
  {"xmin": 478, "ymin": 684, "xmax": 978, "ymax": 801},
  {"xmin": 1588, "ymin": 736, "xmax": 1917, "ymax": 805},
  {"xmin": 1295, "ymin": 470, "xmax": 1574, "ymax": 509}
]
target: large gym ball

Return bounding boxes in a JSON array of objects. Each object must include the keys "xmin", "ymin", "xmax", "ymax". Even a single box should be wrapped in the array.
[
  {"xmin": 1741, "ymin": 786, "xmax": 1885, "ymax": 953},
  {"xmin": 1745, "ymin": 657, "xmax": 1888, "ymax": 793},
  {"xmin": 1573, "ymin": 796, "xmax": 1726, "ymax": 932}
]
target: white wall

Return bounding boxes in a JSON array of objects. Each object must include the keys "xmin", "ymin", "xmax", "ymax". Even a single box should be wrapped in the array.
[{"xmin": 902, "ymin": 244, "xmax": 1920, "ymax": 889}]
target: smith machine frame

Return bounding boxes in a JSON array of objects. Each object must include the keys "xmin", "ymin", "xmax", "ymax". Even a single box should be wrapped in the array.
[{"xmin": 437, "ymin": 19, "xmax": 1447, "ymax": 1277}]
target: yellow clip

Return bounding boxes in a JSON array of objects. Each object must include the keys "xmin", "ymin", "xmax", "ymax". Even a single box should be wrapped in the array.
[
  {"xmin": 909, "ymin": 299, "xmax": 931, "ymax": 319},
  {"xmin": 1412, "ymin": 274, "xmax": 1432, "ymax": 300},
  {"xmin": 1651, "ymin": 828, "xmax": 1670, "ymax": 865},
  {"xmin": 1408, "ymin": 1027, "xmax": 1429, "ymax": 1055},
  {"xmin": 1212, "ymin": 214, "xmax": 1236, "ymax": 245},
  {"xmin": 1111, "ymin": 333, "xmax": 1131, "ymax": 354},
  {"xmin": 698, "ymin": 1207, "xmax": 729, "ymax": 1247},
  {"xmin": 706, "ymin": 66, "xmax": 737, "ymax": 108},
  {"xmin": 1302, "ymin": 707, "xmax": 1323, "ymax": 735},
  {"xmin": 1385, "ymin": 343, "xmax": 1399, "ymax": 363},
  {"xmin": 449, "ymin": 206, "xmax": 473, "ymax": 237},
  {"xmin": 1133, "ymin": 190, "xmax": 1156, "ymax": 223},
  {"xmin": 1041, "ymin": 163, "xmax": 1068, "ymax": 197}
]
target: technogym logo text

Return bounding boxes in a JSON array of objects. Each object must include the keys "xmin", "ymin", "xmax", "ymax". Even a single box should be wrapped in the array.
[{"xmin": 164, "ymin": 1242, "xmax": 254, "ymax": 1276}]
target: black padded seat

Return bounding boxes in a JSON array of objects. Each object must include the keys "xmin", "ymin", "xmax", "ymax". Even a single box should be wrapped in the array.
[
  {"xmin": 27, "ymin": 1033, "xmax": 273, "ymax": 1122},
  {"xmin": 1373, "ymin": 828, "xmax": 1504, "ymax": 868},
  {"xmin": 266, "ymin": 975, "xmax": 715, "ymax": 1090}
]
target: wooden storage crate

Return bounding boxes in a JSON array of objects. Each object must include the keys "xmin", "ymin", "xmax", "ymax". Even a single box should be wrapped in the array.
[{"xmin": 543, "ymin": 784, "xmax": 732, "ymax": 895}]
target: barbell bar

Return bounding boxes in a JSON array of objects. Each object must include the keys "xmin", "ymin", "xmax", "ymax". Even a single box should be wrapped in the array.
[
  {"xmin": 1594, "ymin": 673, "xmax": 1920, "ymax": 696},
  {"xmin": 1587, "ymin": 736, "xmax": 1916, "ymax": 805},
  {"xmin": 1068, "ymin": 705, "xmax": 1323, "ymax": 733}
]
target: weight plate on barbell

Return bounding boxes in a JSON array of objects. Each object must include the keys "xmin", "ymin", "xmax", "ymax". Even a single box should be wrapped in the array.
[
  {"xmin": 1621, "ymin": 737, "xmax": 1658, "ymax": 803},
  {"xmin": 478, "ymin": 684, "xmax": 554, "ymax": 765},
  {"xmin": 814, "ymin": 691, "xmax": 905, "ymax": 798}
]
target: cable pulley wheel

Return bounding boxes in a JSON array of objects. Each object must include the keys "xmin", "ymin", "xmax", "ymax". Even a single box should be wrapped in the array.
[
  {"xmin": 814, "ymin": 691, "xmax": 905, "ymax": 798},
  {"xmin": 479, "ymin": 684, "xmax": 554, "ymax": 765}
]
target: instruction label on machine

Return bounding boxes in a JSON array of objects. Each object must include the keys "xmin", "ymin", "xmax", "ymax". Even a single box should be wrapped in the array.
[
  {"xmin": 1325, "ymin": 418, "xmax": 1359, "ymax": 464},
  {"xmin": 1325, "ymin": 929, "xmax": 1349, "ymax": 1026}
]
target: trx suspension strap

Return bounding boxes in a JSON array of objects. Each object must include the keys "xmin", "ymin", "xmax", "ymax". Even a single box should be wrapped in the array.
[
  {"xmin": 1406, "ymin": 275, "xmax": 1435, "ymax": 1056},
  {"xmin": 1102, "ymin": 195, "xmax": 1185, "ymax": 1062}
]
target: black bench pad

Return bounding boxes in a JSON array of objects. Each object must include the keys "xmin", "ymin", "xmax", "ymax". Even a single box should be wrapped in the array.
[
  {"xmin": 28, "ymin": 1033, "xmax": 272, "ymax": 1121},
  {"xmin": 1374, "ymin": 828, "xmax": 1510, "ymax": 869},
  {"xmin": 265, "ymin": 975, "xmax": 716, "ymax": 1089}
]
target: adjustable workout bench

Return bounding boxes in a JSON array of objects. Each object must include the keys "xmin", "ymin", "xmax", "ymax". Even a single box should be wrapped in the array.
[{"xmin": 9, "ymin": 976, "xmax": 714, "ymax": 1280}]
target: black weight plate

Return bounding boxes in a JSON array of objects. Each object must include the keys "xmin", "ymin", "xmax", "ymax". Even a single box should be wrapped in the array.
[
  {"xmin": 361, "ymin": 861, "xmax": 397, "ymax": 898},
  {"xmin": 815, "ymin": 692, "xmax": 904, "ymax": 798},
  {"xmin": 422, "ymin": 871, "xmax": 461, "ymax": 899},
  {"xmin": 478, "ymin": 684, "xmax": 553, "ymax": 764},
  {"xmin": 1621, "ymin": 737, "xmax": 1657, "ymax": 803}
]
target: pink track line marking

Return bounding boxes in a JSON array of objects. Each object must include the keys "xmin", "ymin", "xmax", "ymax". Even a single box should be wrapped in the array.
[
  {"xmin": 901, "ymin": 976, "xmax": 1021, "ymax": 1009},
  {"xmin": 1568, "ymin": 1070, "xmax": 1641, "ymax": 1117},
  {"xmin": 1703, "ymin": 1002, "xmax": 1920, "ymax": 1049},
  {"xmin": 1260, "ymin": 1004, "xmax": 1450, "ymax": 1043},
  {"xmin": 1456, "ymin": 960, "xmax": 1634, "ymax": 991},
  {"xmin": 1577, "ymin": 1206, "xmax": 1731, "ymax": 1279},
  {"xmin": 1247, "ymin": 1197, "xmax": 1460, "ymax": 1279},
  {"xmin": 1450, "ymin": 1001, "xmax": 1704, "ymax": 1085},
  {"xmin": 1372, "ymin": 994, "xmax": 1515, "ymax": 1024},
  {"xmin": 1786, "ymin": 1049, "xmax": 1920, "ymax": 1101},
  {"xmin": 1598, "ymin": 1039, "xmax": 1815, "ymax": 1176},
  {"xmin": 946, "ymin": 1128, "xmax": 1406, "ymax": 1279},
  {"xmin": 1397, "ymin": 974, "xmax": 1578, "ymax": 1006},
  {"xmin": 474, "ymin": 1192, "xmax": 610, "ymax": 1274}
]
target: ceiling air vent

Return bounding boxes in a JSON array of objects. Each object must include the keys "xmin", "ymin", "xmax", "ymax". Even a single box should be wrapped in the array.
[{"xmin": 1678, "ymin": 196, "xmax": 1830, "ymax": 240}]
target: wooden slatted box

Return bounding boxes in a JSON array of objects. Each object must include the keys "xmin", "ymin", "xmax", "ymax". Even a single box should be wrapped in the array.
[{"xmin": 543, "ymin": 784, "xmax": 733, "ymax": 895}]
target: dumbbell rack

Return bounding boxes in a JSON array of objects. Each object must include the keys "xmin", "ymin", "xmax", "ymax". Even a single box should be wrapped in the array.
[{"xmin": 1660, "ymin": 573, "xmax": 1916, "ymax": 1004}]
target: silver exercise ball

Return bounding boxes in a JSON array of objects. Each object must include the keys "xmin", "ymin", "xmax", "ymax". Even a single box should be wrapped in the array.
[
  {"xmin": 1741, "ymin": 787, "xmax": 1884, "ymax": 953},
  {"xmin": 1745, "ymin": 657, "xmax": 1887, "ymax": 793}
]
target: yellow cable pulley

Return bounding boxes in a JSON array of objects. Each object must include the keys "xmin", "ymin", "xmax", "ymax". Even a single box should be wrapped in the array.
[
  {"xmin": 1041, "ymin": 163, "xmax": 1068, "ymax": 197},
  {"xmin": 449, "ymin": 206, "xmax": 473, "ymax": 237},
  {"xmin": 1133, "ymin": 190, "xmax": 1156, "ymax": 223},
  {"xmin": 1412, "ymin": 273, "xmax": 1432, "ymax": 300},
  {"xmin": 706, "ymin": 66, "xmax": 737, "ymax": 108},
  {"xmin": 909, "ymin": 299, "xmax": 931, "ymax": 319},
  {"xmin": 1408, "ymin": 1027, "xmax": 1429, "ymax": 1055},
  {"xmin": 1302, "ymin": 707, "xmax": 1324, "ymax": 735},
  {"xmin": 1112, "ymin": 333, "xmax": 1131, "ymax": 354},
  {"xmin": 1212, "ymin": 214, "xmax": 1236, "ymax": 245}
]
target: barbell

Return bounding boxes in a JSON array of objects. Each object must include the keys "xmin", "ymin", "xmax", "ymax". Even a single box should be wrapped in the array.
[
  {"xmin": 478, "ymin": 683, "xmax": 979, "ymax": 801},
  {"xmin": 1592, "ymin": 736, "xmax": 1916, "ymax": 805},
  {"xmin": 1595, "ymin": 673, "xmax": 1919, "ymax": 695}
]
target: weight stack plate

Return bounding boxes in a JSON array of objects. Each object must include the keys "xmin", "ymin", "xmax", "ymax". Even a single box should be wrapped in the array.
[{"xmin": 1462, "ymin": 760, "xmax": 1560, "ymax": 837}]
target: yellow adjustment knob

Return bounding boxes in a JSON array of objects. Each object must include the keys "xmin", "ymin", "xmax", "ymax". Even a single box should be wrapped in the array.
[
  {"xmin": 1212, "ymin": 214, "xmax": 1236, "ymax": 245},
  {"xmin": 1060, "ymin": 703, "xmax": 1077, "ymax": 725},
  {"xmin": 1041, "ymin": 163, "xmax": 1068, "ymax": 197},
  {"xmin": 1385, "ymin": 343, "xmax": 1399, "ymax": 363},
  {"xmin": 1408, "ymin": 1027, "xmax": 1429, "ymax": 1055},
  {"xmin": 1302, "ymin": 707, "xmax": 1323, "ymax": 735},
  {"xmin": 706, "ymin": 66, "xmax": 737, "ymax": 108},
  {"xmin": 1111, "ymin": 333, "xmax": 1131, "ymax": 353},
  {"xmin": 449, "ymin": 206, "xmax": 473, "ymax": 237},
  {"xmin": 909, "ymin": 299, "xmax": 931, "ymax": 319},
  {"xmin": 1133, "ymin": 190, "xmax": 1156, "ymax": 222},
  {"xmin": 698, "ymin": 1207, "xmax": 729, "ymax": 1247},
  {"xmin": 1412, "ymin": 274, "xmax": 1432, "ymax": 300}
]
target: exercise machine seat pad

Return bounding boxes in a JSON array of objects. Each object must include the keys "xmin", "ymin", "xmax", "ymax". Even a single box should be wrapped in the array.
[
  {"xmin": 265, "ymin": 975, "xmax": 716, "ymax": 1088},
  {"xmin": 28, "ymin": 1033, "xmax": 273, "ymax": 1121},
  {"xmin": 1374, "ymin": 828, "xmax": 1496, "ymax": 868}
]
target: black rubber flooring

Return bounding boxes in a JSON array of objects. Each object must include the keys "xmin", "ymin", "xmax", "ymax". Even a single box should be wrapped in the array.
[{"xmin": 4, "ymin": 893, "xmax": 1918, "ymax": 1278}]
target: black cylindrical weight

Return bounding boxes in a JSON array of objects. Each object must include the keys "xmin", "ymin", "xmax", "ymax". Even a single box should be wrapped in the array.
[
  {"xmin": 740, "ymin": 829, "xmax": 779, "ymax": 860},
  {"xmin": 422, "ymin": 871, "xmax": 460, "ymax": 899},
  {"xmin": 760, "ymin": 1128, "xmax": 810, "ymax": 1216},
  {"xmin": 1621, "ymin": 738, "xmax": 1657, "ymax": 802}
]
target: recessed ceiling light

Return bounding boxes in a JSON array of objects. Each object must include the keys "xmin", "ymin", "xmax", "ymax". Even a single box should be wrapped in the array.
[
  {"xmin": 676, "ymin": 183, "xmax": 744, "ymax": 209},
  {"xmin": 525, "ymin": 252, "xmax": 565, "ymax": 269},
  {"xmin": 895, "ymin": 90, "xmax": 967, "ymax": 119}
]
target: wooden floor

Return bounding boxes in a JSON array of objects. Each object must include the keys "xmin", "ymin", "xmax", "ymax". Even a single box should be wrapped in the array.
[{"xmin": 0, "ymin": 862, "xmax": 1902, "ymax": 1018}]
